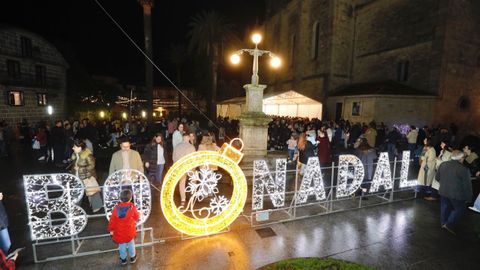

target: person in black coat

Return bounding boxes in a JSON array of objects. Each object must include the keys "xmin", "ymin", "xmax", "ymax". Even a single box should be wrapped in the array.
[
  {"xmin": 142, "ymin": 133, "xmax": 167, "ymax": 186},
  {"xmin": 348, "ymin": 123, "xmax": 362, "ymax": 148},
  {"xmin": 50, "ymin": 120, "xmax": 66, "ymax": 166},
  {"xmin": 436, "ymin": 150, "xmax": 473, "ymax": 233},
  {"xmin": 386, "ymin": 128, "xmax": 401, "ymax": 160},
  {"xmin": 0, "ymin": 192, "xmax": 11, "ymax": 254},
  {"xmin": 297, "ymin": 133, "xmax": 315, "ymax": 175}
]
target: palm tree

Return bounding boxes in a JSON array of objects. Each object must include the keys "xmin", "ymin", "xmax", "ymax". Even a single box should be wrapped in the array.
[
  {"xmin": 187, "ymin": 10, "xmax": 238, "ymax": 118},
  {"xmin": 166, "ymin": 43, "xmax": 187, "ymax": 115}
]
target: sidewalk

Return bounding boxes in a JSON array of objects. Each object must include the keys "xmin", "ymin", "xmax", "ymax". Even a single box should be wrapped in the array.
[{"xmin": 21, "ymin": 199, "xmax": 480, "ymax": 270}]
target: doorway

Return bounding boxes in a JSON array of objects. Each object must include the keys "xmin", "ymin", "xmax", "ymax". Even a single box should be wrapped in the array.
[{"xmin": 335, "ymin": 102, "xmax": 343, "ymax": 121}]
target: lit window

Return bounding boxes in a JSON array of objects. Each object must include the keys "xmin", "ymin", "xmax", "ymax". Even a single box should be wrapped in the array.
[
  {"xmin": 8, "ymin": 91, "xmax": 24, "ymax": 106},
  {"xmin": 37, "ymin": 93, "xmax": 47, "ymax": 106}
]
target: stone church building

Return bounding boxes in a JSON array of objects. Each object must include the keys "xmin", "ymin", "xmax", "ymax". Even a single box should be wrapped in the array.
[{"xmin": 262, "ymin": 0, "xmax": 480, "ymax": 132}]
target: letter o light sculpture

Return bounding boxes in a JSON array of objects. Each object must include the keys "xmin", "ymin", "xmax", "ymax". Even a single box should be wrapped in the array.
[
  {"xmin": 103, "ymin": 169, "xmax": 151, "ymax": 225},
  {"xmin": 161, "ymin": 140, "xmax": 247, "ymax": 236}
]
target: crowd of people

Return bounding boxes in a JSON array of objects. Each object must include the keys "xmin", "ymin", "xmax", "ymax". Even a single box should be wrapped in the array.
[
  {"xmin": 1, "ymin": 114, "xmax": 479, "ymax": 266},
  {"xmin": 0, "ymin": 115, "xmax": 236, "ymax": 267},
  {"xmin": 267, "ymin": 116, "xmax": 479, "ymax": 234},
  {"xmin": 0, "ymin": 116, "xmax": 239, "ymax": 165}
]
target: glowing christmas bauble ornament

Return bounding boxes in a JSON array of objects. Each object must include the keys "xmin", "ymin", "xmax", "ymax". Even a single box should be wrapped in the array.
[{"xmin": 160, "ymin": 139, "xmax": 247, "ymax": 236}]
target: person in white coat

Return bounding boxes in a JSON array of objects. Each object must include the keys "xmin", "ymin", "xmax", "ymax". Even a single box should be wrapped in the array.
[
  {"xmin": 416, "ymin": 137, "xmax": 436, "ymax": 197},
  {"xmin": 172, "ymin": 123, "xmax": 184, "ymax": 150},
  {"xmin": 428, "ymin": 141, "xmax": 452, "ymax": 201}
]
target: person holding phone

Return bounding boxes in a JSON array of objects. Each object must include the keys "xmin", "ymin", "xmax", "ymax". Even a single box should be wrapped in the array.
[{"xmin": 0, "ymin": 248, "xmax": 18, "ymax": 269}]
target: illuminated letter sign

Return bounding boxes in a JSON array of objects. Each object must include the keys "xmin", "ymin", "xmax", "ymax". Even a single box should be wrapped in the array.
[
  {"xmin": 24, "ymin": 174, "xmax": 87, "ymax": 240},
  {"xmin": 399, "ymin": 151, "xmax": 415, "ymax": 188},
  {"xmin": 336, "ymin": 155, "xmax": 365, "ymax": 198},
  {"xmin": 369, "ymin": 152, "xmax": 393, "ymax": 192},
  {"xmin": 297, "ymin": 157, "xmax": 326, "ymax": 203},
  {"xmin": 252, "ymin": 159, "xmax": 287, "ymax": 210},
  {"xmin": 103, "ymin": 169, "xmax": 151, "ymax": 225},
  {"xmin": 24, "ymin": 142, "xmax": 415, "ymax": 240}
]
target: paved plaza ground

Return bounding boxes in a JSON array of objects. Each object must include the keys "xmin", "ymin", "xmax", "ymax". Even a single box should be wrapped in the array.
[{"xmin": 2, "ymin": 142, "xmax": 480, "ymax": 269}]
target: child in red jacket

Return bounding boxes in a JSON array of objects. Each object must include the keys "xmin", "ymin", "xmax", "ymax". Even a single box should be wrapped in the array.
[{"xmin": 108, "ymin": 189, "xmax": 140, "ymax": 265}]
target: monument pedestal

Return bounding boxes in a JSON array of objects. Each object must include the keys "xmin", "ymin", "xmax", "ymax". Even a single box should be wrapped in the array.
[{"xmin": 239, "ymin": 84, "xmax": 271, "ymax": 162}]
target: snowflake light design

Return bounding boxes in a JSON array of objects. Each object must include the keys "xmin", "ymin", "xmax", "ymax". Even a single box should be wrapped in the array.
[
  {"xmin": 180, "ymin": 165, "xmax": 230, "ymax": 219},
  {"xmin": 209, "ymin": 196, "xmax": 229, "ymax": 215},
  {"xmin": 103, "ymin": 169, "xmax": 151, "ymax": 225},
  {"xmin": 160, "ymin": 149, "xmax": 247, "ymax": 236},
  {"xmin": 185, "ymin": 167, "xmax": 222, "ymax": 202},
  {"xmin": 252, "ymin": 159, "xmax": 287, "ymax": 210},
  {"xmin": 23, "ymin": 174, "xmax": 87, "ymax": 240}
]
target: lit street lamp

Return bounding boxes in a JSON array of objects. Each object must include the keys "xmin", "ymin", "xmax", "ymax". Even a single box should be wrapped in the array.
[
  {"xmin": 230, "ymin": 32, "xmax": 281, "ymax": 86},
  {"xmin": 230, "ymin": 33, "xmax": 281, "ymax": 158},
  {"xmin": 47, "ymin": 105, "xmax": 53, "ymax": 115}
]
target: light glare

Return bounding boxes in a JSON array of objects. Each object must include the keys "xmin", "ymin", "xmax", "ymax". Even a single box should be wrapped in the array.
[
  {"xmin": 271, "ymin": 57, "xmax": 281, "ymax": 68},
  {"xmin": 251, "ymin": 33, "xmax": 262, "ymax": 44},
  {"xmin": 230, "ymin": 54, "xmax": 240, "ymax": 65}
]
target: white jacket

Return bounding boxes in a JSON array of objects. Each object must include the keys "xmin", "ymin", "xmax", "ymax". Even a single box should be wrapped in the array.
[{"xmin": 406, "ymin": 129, "xmax": 418, "ymax": 144}]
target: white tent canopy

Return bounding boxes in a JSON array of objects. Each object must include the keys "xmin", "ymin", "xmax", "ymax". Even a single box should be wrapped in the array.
[{"xmin": 217, "ymin": 90, "xmax": 323, "ymax": 119}]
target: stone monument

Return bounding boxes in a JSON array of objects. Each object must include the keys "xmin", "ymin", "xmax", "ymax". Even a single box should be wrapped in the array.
[{"xmin": 239, "ymin": 84, "xmax": 271, "ymax": 157}]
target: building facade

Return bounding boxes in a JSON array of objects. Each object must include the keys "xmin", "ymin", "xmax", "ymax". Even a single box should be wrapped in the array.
[
  {"xmin": 153, "ymin": 87, "xmax": 206, "ymax": 117},
  {"xmin": 0, "ymin": 25, "xmax": 68, "ymax": 126},
  {"xmin": 263, "ymin": 0, "xmax": 480, "ymax": 131}
]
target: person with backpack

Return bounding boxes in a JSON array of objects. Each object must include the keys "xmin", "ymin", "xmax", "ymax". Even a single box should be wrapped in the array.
[{"xmin": 108, "ymin": 189, "xmax": 140, "ymax": 265}]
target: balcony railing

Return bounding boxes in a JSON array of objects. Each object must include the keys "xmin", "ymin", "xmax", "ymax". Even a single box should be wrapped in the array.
[{"xmin": 0, "ymin": 70, "xmax": 63, "ymax": 89}]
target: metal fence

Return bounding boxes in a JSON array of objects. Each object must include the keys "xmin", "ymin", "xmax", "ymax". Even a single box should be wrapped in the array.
[{"xmin": 24, "ymin": 157, "xmax": 423, "ymax": 262}]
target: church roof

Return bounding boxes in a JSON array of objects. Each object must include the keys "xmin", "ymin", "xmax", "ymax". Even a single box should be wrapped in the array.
[{"xmin": 330, "ymin": 80, "xmax": 436, "ymax": 97}]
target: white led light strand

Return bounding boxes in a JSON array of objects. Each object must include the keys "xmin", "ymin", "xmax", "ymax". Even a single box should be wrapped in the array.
[
  {"xmin": 103, "ymin": 169, "xmax": 151, "ymax": 225},
  {"xmin": 252, "ymin": 159, "xmax": 287, "ymax": 210},
  {"xmin": 181, "ymin": 166, "xmax": 229, "ymax": 219},
  {"xmin": 23, "ymin": 174, "xmax": 87, "ymax": 240},
  {"xmin": 297, "ymin": 157, "xmax": 326, "ymax": 203},
  {"xmin": 369, "ymin": 152, "xmax": 393, "ymax": 193},
  {"xmin": 336, "ymin": 155, "xmax": 365, "ymax": 198},
  {"xmin": 399, "ymin": 151, "xmax": 416, "ymax": 188}
]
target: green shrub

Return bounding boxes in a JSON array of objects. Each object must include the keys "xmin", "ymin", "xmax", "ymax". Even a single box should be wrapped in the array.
[{"xmin": 257, "ymin": 257, "xmax": 375, "ymax": 270}]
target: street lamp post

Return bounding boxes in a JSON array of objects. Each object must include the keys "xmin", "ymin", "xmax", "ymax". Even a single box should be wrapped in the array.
[
  {"xmin": 230, "ymin": 33, "xmax": 281, "ymax": 158},
  {"xmin": 231, "ymin": 33, "xmax": 281, "ymax": 86}
]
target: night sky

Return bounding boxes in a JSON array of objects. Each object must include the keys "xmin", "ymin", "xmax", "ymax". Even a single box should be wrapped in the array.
[{"xmin": 0, "ymin": 0, "xmax": 265, "ymax": 85}]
